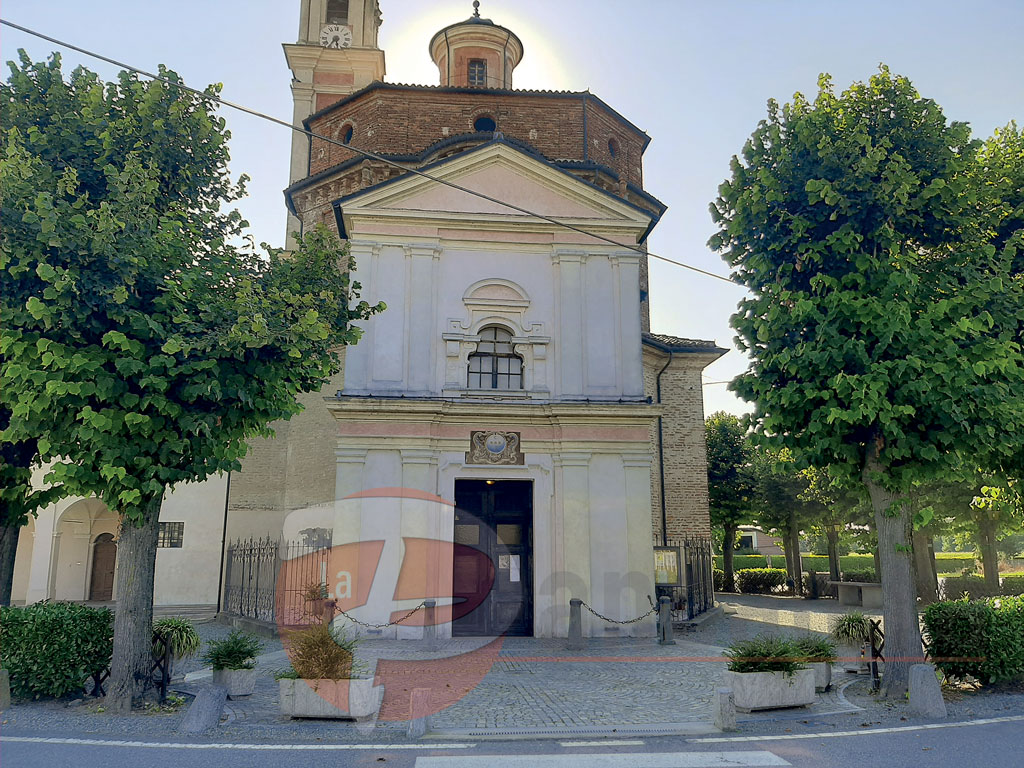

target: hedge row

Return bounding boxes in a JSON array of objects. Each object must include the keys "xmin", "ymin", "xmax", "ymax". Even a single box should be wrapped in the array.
[
  {"xmin": 714, "ymin": 552, "xmax": 978, "ymax": 573},
  {"xmin": 0, "ymin": 601, "xmax": 113, "ymax": 699},
  {"xmin": 734, "ymin": 568, "xmax": 789, "ymax": 594},
  {"xmin": 940, "ymin": 574, "xmax": 1024, "ymax": 601},
  {"xmin": 923, "ymin": 595, "xmax": 1024, "ymax": 684}
]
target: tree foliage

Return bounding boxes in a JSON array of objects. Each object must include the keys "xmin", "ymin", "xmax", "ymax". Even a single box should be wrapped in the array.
[
  {"xmin": 709, "ymin": 67, "xmax": 1024, "ymax": 696},
  {"xmin": 0, "ymin": 52, "xmax": 383, "ymax": 709},
  {"xmin": 705, "ymin": 411, "xmax": 753, "ymax": 591}
]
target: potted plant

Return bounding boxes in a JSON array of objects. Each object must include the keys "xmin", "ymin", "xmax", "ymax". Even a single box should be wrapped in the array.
[
  {"xmin": 303, "ymin": 582, "xmax": 334, "ymax": 623},
  {"xmin": 793, "ymin": 635, "xmax": 837, "ymax": 691},
  {"xmin": 277, "ymin": 623, "xmax": 382, "ymax": 720},
  {"xmin": 722, "ymin": 634, "xmax": 816, "ymax": 711},
  {"xmin": 152, "ymin": 617, "xmax": 201, "ymax": 682},
  {"xmin": 830, "ymin": 611, "xmax": 877, "ymax": 675},
  {"xmin": 202, "ymin": 630, "xmax": 263, "ymax": 699}
]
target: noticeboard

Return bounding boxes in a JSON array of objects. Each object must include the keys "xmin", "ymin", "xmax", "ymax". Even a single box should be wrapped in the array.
[{"xmin": 654, "ymin": 546, "xmax": 682, "ymax": 587}]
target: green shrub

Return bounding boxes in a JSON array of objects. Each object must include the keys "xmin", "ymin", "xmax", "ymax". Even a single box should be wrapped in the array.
[
  {"xmin": 725, "ymin": 634, "xmax": 806, "ymax": 675},
  {"xmin": 934, "ymin": 553, "xmax": 977, "ymax": 572},
  {"xmin": 735, "ymin": 568, "xmax": 789, "ymax": 594},
  {"xmin": 201, "ymin": 630, "xmax": 263, "ymax": 670},
  {"xmin": 923, "ymin": 596, "xmax": 1024, "ymax": 684},
  {"xmin": 940, "ymin": 575, "xmax": 1001, "ymax": 601},
  {"xmin": 0, "ymin": 601, "xmax": 113, "ymax": 699},
  {"xmin": 792, "ymin": 634, "xmax": 837, "ymax": 663},
  {"xmin": 713, "ymin": 568, "xmax": 725, "ymax": 592},
  {"xmin": 153, "ymin": 617, "xmax": 201, "ymax": 659},
  {"xmin": 713, "ymin": 554, "xmax": 773, "ymax": 571},
  {"xmin": 999, "ymin": 575, "xmax": 1024, "ymax": 596},
  {"xmin": 840, "ymin": 569, "xmax": 878, "ymax": 583}
]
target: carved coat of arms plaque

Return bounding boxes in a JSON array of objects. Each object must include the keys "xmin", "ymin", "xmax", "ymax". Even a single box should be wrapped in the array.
[{"xmin": 466, "ymin": 430, "xmax": 524, "ymax": 465}]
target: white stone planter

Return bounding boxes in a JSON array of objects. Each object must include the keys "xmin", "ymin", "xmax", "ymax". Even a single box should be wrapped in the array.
[
  {"xmin": 279, "ymin": 678, "xmax": 384, "ymax": 720},
  {"xmin": 212, "ymin": 667, "xmax": 257, "ymax": 699},
  {"xmin": 722, "ymin": 668, "xmax": 816, "ymax": 712},
  {"xmin": 810, "ymin": 661, "xmax": 832, "ymax": 692}
]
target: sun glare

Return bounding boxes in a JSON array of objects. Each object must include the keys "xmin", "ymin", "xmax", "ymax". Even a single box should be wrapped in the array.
[{"xmin": 380, "ymin": 3, "xmax": 576, "ymax": 90}]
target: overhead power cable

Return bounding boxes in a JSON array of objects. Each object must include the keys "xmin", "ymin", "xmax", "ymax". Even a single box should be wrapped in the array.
[{"xmin": 1, "ymin": 18, "xmax": 741, "ymax": 287}]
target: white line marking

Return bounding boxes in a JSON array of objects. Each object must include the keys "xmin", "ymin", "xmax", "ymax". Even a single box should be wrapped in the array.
[
  {"xmin": 690, "ymin": 713, "xmax": 1024, "ymax": 743},
  {"xmin": 559, "ymin": 740, "xmax": 645, "ymax": 747},
  {"xmin": 0, "ymin": 736, "xmax": 474, "ymax": 750},
  {"xmin": 415, "ymin": 752, "xmax": 790, "ymax": 767}
]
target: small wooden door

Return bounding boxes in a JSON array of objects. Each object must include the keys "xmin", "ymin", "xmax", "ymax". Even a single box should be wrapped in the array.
[
  {"xmin": 453, "ymin": 480, "xmax": 533, "ymax": 636},
  {"xmin": 89, "ymin": 533, "xmax": 116, "ymax": 601}
]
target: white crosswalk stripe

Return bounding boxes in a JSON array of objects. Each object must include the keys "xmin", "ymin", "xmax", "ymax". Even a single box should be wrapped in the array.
[{"xmin": 415, "ymin": 752, "xmax": 790, "ymax": 767}]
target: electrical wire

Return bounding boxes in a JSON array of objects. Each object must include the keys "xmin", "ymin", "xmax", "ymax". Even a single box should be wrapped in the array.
[{"xmin": 0, "ymin": 18, "xmax": 741, "ymax": 287}]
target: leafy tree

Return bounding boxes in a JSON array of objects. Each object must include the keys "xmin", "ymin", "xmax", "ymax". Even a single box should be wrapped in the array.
[
  {"xmin": 706, "ymin": 411, "xmax": 753, "ymax": 592},
  {"xmin": 799, "ymin": 465, "xmax": 867, "ymax": 582},
  {"xmin": 748, "ymin": 446, "xmax": 823, "ymax": 593},
  {"xmin": 709, "ymin": 68, "xmax": 1024, "ymax": 696},
  {"xmin": 0, "ymin": 427, "xmax": 62, "ymax": 606},
  {"xmin": 0, "ymin": 54, "xmax": 382, "ymax": 711}
]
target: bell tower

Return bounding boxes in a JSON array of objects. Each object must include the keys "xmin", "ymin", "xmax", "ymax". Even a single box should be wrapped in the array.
[{"xmin": 284, "ymin": 0, "xmax": 385, "ymax": 244}]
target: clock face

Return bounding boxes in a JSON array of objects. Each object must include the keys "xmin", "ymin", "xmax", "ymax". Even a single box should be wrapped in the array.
[{"xmin": 320, "ymin": 24, "xmax": 352, "ymax": 49}]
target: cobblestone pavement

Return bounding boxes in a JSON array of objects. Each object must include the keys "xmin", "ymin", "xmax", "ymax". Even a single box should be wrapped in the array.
[{"xmin": 206, "ymin": 614, "xmax": 859, "ymax": 735}]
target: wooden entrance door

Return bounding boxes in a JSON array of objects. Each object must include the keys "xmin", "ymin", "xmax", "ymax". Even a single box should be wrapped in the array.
[
  {"xmin": 452, "ymin": 480, "xmax": 533, "ymax": 636},
  {"xmin": 89, "ymin": 533, "xmax": 116, "ymax": 601}
]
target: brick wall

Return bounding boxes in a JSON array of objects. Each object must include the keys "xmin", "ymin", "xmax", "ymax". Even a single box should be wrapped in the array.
[
  {"xmin": 306, "ymin": 87, "xmax": 648, "ymax": 187},
  {"xmin": 642, "ymin": 346, "xmax": 714, "ymax": 542},
  {"xmin": 229, "ymin": 366, "xmax": 345, "ymax": 521}
]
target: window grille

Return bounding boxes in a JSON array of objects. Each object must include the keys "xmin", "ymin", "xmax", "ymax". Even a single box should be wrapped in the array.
[{"xmin": 157, "ymin": 522, "xmax": 184, "ymax": 548}]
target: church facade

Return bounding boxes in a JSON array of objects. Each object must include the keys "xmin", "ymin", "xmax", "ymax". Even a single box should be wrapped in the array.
[
  {"xmin": 227, "ymin": 1, "xmax": 725, "ymax": 638},
  {"xmin": 9, "ymin": 2, "xmax": 724, "ymax": 629}
]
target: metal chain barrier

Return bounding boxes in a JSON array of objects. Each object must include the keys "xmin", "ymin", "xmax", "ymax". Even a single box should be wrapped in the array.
[
  {"xmin": 578, "ymin": 599, "xmax": 657, "ymax": 625},
  {"xmin": 334, "ymin": 601, "xmax": 427, "ymax": 629}
]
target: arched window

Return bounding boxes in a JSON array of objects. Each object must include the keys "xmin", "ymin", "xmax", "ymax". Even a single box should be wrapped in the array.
[
  {"xmin": 342, "ymin": 124, "xmax": 354, "ymax": 144},
  {"xmin": 608, "ymin": 137, "xmax": 619, "ymax": 158},
  {"xmin": 468, "ymin": 326, "xmax": 522, "ymax": 390}
]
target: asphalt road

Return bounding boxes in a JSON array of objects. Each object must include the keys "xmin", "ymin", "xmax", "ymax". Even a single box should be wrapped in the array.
[{"xmin": 3, "ymin": 718, "xmax": 1022, "ymax": 768}]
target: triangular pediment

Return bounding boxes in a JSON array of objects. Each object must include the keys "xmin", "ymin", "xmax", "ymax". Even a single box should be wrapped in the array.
[{"xmin": 338, "ymin": 142, "xmax": 653, "ymax": 231}]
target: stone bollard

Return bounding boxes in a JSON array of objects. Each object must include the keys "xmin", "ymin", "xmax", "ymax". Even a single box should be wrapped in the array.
[
  {"xmin": 909, "ymin": 663, "xmax": 947, "ymax": 719},
  {"xmin": 407, "ymin": 687, "xmax": 432, "ymax": 738},
  {"xmin": 567, "ymin": 598, "xmax": 584, "ymax": 650},
  {"xmin": 423, "ymin": 599, "xmax": 438, "ymax": 651},
  {"xmin": 713, "ymin": 687, "xmax": 737, "ymax": 731},
  {"xmin": 178, "ymin": 684, "xmax": 227, "ymax": 734},
  {"xmin": 657, "ymin": 596, "xmax": 675, "ymax": 645}
]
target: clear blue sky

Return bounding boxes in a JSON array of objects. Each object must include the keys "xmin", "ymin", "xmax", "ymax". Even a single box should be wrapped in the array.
[{"xmin": 3, "ymin": 1, "xmax": 1022, "ymax": 417}]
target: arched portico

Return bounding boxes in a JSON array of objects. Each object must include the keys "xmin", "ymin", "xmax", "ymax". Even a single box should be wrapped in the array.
[{"xmin": 48, "ymin": 498, "xmax": 119, "ymax": 602}]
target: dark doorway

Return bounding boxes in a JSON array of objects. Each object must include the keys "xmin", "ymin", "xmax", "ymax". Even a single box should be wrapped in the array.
[
  {"xmin": 89, "ymin": 533, "xmax": 116, "ymax": 601},
  {"xmin": 453, "ymin": 479, "xmax": 533, "ymax": 636}
]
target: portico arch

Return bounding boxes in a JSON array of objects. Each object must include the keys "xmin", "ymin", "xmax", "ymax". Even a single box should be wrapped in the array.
[{"xmin": 51, "ymin": 498, "xmax": 118, "ymax": 601}]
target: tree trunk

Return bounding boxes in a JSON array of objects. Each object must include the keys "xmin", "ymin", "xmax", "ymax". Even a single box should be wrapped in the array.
[
  {"xmin": 0, "ymin": 523, "xmax": 21, "ymax": 607},
  {"xmin": 787, "ymin": 511, "xmax": 803, "ymax": 596},
  {"xmin": 911, "ymin": 527, "xmax": 938, "ymax": 605},
  {"xmin": 977, "ymin": 515, "xmax": 1000, "ymax": 591},
  {"xmin": 722, "ymin": 523, "xmax": 737, "ymax": 593},
  {"xmin": 863, "ymin": 449, "xmax": 923, "ymax": 699},
  {"xmin": 105, "ymin": 494, "xmax": 162, "ymax": 714},
  {"xmin": 826, "ymin": 528, "xmax": 841, "ymax": 582}
]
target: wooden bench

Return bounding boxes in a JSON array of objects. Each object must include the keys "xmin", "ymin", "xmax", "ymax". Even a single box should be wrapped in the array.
[{"xmin": 830, "ymin": 581, "xmax": 883, "ymax": 609}]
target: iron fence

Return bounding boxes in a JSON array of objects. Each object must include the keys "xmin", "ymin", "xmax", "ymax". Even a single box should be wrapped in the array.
[
  {"xmin": 223, "ymin": 537, "xmax": 331, "ymax": 625},
  {"xmin": 657, "ymin": 535, "xmax": 714, "ymax": 622}
]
